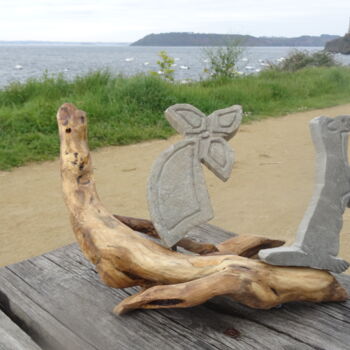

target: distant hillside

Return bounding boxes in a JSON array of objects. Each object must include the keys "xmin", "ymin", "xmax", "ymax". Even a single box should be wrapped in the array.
[
  {"xmin": 325, "ymin": 34, "xmax": 350, "ymax": 54},
  {"xmin": 131, "ymin": 33, "xmax": 339, "ymax": 47}
]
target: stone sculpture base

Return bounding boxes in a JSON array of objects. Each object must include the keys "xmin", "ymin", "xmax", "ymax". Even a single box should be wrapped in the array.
[{"xmin": 57, "ymin": 103, "xmax": 348, "ymax": 315}]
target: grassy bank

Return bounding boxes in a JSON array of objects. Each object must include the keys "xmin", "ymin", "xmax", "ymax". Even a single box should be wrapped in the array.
[{"xmin": 1, "ymin": 66, "xmax": 350, "ymax": 170}]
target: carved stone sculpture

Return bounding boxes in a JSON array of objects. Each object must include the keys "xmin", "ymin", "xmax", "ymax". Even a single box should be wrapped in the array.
[
  {"xmin": 148, "ymin": 104, "xmax": 242, "ymax": 247},
  {"xmin": 259, "ymin": 115, "xmax": 350, "ymax": 273}
]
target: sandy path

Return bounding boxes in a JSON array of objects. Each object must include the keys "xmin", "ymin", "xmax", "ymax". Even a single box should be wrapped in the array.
[{"xmin": 1, "ymin": 104, "xmax": 350, "ymax": 270}]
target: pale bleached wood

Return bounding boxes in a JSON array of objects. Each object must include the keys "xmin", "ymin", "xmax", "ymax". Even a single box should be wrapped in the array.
[
  {"xmin": 215, "ymin": 234, "xmax": 285, "ymax": 257},
  {"xmin": 57, "ymin": 103, "xmax": 348, "ymax": 315}
]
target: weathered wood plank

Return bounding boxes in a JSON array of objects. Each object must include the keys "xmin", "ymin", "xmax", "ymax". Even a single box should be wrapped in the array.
[
  {"xmin": 205, "ymin": 275, "xmax": 350, "ymax": 350},
  {"xmin": 0, "ymin": 243, "xmax": 318, "ymax": 350},
  {"xmin": 49, "ymin": 244, "xmax": 317, "ymax": 349},
  {"xmin": 0, "ymin": 273, "xmax": 97, "ymax": 350},
  {"xmin": 0, "ymin": 309, "xmax": 41, "ymax": 350},
  {"xmin": 0, "ymin": 225, "xmax": 349, "ymax": 350}
]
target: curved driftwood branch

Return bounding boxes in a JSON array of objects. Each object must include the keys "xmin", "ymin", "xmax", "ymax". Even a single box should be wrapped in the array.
[
  {"xmin": 57, "ymin": 103, "xmax": 348, "ymax": 315},
  {"xmin": 113, "ymin": 214, "xmax": 285, "ymax": 256}
]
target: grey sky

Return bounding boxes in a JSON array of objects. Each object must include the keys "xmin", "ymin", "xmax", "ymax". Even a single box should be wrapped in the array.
[{"xmin": 0, "ymin": 0, "xmax": 349, "ymax": 42}]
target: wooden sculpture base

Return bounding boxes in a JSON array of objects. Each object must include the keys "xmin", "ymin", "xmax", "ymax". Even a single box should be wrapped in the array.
[{"xmin": 57, "ymin": 103, "xmax": 348, "ymax": 315}]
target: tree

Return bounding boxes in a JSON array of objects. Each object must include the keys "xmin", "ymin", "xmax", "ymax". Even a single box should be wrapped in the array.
[
  {"xmin": 151, "ymin": 50, "xmax": 175, "ymax": 82},
  {"xmin": 203, "ymin": 39, "xmax": 242, "ymax": 79}
]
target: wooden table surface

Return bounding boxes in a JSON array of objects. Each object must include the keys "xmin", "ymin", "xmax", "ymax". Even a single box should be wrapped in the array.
[{"xmin": 0, "ymin": 232, "xmax": 349, "ymax": 350}]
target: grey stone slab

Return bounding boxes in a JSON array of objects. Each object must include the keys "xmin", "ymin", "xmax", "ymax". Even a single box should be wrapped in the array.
[
  {"xmin": 259, "ymin": 115, "xmax": 350, "ymax": 273},
  {"xmin": 148, "ymin": 104, "xmax": 242, "ymax": 247},
  {"xmin": 148, "ymin": 139, "xmax": 214, "ymax": 247}
]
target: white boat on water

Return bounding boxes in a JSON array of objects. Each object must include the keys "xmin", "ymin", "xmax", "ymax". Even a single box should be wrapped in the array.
[
  {"xmin": 14, "ymin": 65, "xmax": 23, "ymax": 70},
  {"xmin": 180, "ymin": 65, "xmax": 189, "ymax": 70},
  {"xmin": 125, "ymin": 57, "xmax": 134, "ymax": 62}
]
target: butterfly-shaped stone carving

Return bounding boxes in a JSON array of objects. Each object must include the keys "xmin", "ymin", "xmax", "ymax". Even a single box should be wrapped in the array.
[{"xmin": 148, "ymin": 104, "xmax": 242, "ymax": 247}]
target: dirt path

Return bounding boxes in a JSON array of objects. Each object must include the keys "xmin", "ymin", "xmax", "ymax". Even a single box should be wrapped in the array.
[{"xmin": 1, "ymin": 104, "xmax": 350, "ymax": 270}]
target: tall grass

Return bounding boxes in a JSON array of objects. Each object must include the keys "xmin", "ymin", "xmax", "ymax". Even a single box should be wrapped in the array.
[{"xmin": 1, "ymin": 67, "xmax": 350, "ymax": 170}]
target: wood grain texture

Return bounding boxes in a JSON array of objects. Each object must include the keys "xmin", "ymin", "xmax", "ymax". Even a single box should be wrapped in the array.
[
  {"xmin": 2, "ymin": 244, "xmax": 349, "ymax": 349},
  {"xmin": 55, "ymin": 103, "xmax": 348, "ymax": 315},
  {"xmin": 0, "ymin": 309, "xmax": 41, "ymax": 350}
]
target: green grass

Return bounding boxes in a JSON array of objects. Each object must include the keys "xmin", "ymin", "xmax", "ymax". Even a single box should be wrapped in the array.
[{"xmin": 1, "ymin": 66, "xmax": 350, "ymax": 170}]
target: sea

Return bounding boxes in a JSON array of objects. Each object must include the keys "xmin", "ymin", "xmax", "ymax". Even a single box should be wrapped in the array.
[{"xmin": 1, "ymin": 44, "xmax": 350, "ymax": 88}]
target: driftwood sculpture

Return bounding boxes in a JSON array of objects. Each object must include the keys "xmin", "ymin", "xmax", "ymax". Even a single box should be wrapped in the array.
[{"xmin": 57, "ymin": 103, "xmax": 348, "ymax": 315}]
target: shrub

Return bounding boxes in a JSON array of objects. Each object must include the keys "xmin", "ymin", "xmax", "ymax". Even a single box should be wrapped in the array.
[
  {"xmin": 2, "ymin": 67, "xmax": 350, "ymax": 169},
  {"xmin": 203, "ymin": 40, "xmax": 242, "ymax": 79},
  {"xmin": 150, "ymin": 51, "xmax": 175, "ymax": 82},
  {"xmin": 268, "ymin": 50, "xmax": 339, "ymax": 72}
]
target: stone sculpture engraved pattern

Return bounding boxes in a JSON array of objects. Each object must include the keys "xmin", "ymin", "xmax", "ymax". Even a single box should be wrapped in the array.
[
  {"xmin": 148, "ymin": 104, "xmax": 242, "ymax": 247},
  {"xmin": 259, "ymin": 115, "xmax": 350, "ymax": 273}
]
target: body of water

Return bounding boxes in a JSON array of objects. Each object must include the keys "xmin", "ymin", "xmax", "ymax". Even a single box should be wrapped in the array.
[{"xmin": 1, "ymin": 45, "xmax": 350, "ymax": 88}]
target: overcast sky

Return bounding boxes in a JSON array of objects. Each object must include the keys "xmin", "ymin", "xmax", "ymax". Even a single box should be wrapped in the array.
[{"xmin": 0, "ymin": 0, "xmax": 349, "ymax": 42}]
